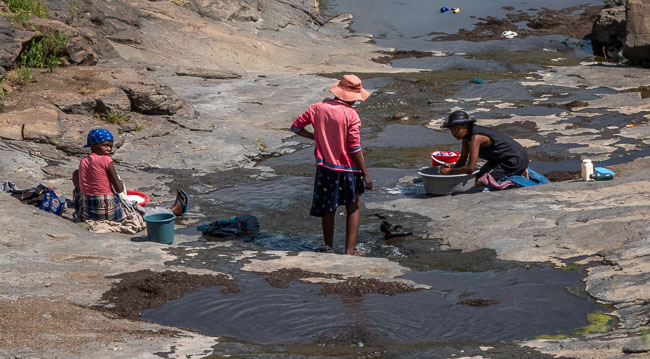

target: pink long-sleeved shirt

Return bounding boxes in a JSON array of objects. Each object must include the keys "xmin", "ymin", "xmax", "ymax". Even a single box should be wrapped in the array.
[{"xmin": 291, "ymin": 98, "xmax": 362, "ymax": 173}]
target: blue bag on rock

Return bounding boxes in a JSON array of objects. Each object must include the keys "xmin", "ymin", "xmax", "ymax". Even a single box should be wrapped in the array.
[
  {"xmin": 40, "ymin": 187, "xmax": 66, "ymax": 215},
  {"xmin": 197, "ymin": 214, "xmax": 259, "ymax": 240}
]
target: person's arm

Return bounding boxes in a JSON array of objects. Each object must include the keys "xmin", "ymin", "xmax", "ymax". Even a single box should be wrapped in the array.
[
  {"xmin": 440, "ymin": 135, "xmax": 486, "ymax": 175},
  {"xmin": 453, "ymin": 139, "xmax": 469, "ymax": 168},
  {"xmin": 351, "ymin": 151, "xmax": 373, "ymax": 190},
  {"xmin": 293, "ymin": 128, "xmax": 314, "ymax": 140},
  {"xmin": 106, "ymin": 162, "xmax": 124, "ymax": 194},
  {"xmin": 290, "ymin": 105, "xmax": 314, "ymax": 139},
  {"xmin": 72, "ymin": 169, "xmax": 79, "ymax": 189}
]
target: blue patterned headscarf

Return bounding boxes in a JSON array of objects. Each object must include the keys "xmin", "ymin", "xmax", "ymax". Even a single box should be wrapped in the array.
[{"xmin": 84, "ymin": 128, "xmax": 114, "ymax": 148}]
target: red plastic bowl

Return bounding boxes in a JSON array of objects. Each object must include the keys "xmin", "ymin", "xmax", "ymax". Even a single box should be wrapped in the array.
[
  {"xmin": 430, "ymin": 151, "xmax": 460, "ymax": 167},
  {"xmin": 126, "ymin": 190, "xmax": 150, "ymax": 207}
]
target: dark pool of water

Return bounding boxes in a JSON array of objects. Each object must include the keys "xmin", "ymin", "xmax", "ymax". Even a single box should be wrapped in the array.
[{"xmin": 143, "ymin": 266, "xmax": 602, "ymax": 345}]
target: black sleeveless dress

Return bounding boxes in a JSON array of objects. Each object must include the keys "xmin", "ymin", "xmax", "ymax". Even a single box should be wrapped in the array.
[{"xmin": 464, "ymin": 125, "xmax": 529, "ymax": 179}]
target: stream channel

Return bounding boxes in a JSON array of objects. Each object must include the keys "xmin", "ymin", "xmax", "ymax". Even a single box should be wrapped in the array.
[{"xmin": 137, "ymin": 0, "xmax": 637, "ymax": 357}]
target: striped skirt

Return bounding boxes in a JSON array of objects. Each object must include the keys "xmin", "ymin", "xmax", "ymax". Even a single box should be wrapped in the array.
[{"xmin": 81, "ymin": 194, "xmax": 126, "ymax": 222}]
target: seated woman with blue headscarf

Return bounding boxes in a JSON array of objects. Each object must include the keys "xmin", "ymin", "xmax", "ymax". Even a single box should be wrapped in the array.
[{"xmin": 72, "ymin": 128, "xmax": 188, "ymax": 222}]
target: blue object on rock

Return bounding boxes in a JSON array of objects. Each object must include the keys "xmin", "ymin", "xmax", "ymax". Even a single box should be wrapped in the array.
[
  {"xmin": 470, "ymin": 78, "xmax": 484, "ymax": 84},
  {"xmin": 144, "ymin": 213, "xmax": 176, "ymax": 244},
  {"xmin": 594, "ymin": 167, "xmax": 615, "ymax": 176},
  {"xmin": 440, "ymin": 7, "xmax": 449, "ymax": 12}
]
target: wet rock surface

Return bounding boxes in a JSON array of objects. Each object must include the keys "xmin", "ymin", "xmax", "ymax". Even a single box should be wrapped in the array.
[
  {"xmin": 99, "ymin": 269, "xmax": 239, "ymax": 319},
  {"xmin": 456, "ymin": 298, "xmax": 502, "ymax": 306},
  {"xmin": 434, "ymin": 5, "xmax": 602, "ymax": 42},
  {"xmin": 545, "ymin": 170, "xmax": 582, "ymax": 182},
  {"xmin": 262, "ymin": 268, "xmax": 343, "ymax": 288}
]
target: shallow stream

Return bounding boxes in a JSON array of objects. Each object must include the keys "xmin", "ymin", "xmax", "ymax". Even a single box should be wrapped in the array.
[{"xmin": 139, "ymin": 0, "xmax": 639, "ymax": 356}]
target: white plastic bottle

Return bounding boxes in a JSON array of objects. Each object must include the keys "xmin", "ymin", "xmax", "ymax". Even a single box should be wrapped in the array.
[{"xmin": 581, "ymin": 159, "xmax": 594, "ymax": 181}]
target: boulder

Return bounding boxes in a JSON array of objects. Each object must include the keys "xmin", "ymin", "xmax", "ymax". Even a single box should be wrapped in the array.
[
  {"xmin": 175, "ymin": 67, "xmax": 242, "ymax": 80},
  {"xmin": 105, "ymin": 29, "xmax": 142, "ymax": 45},
  {"xmin": 87, "ymin": 0, "xmax": 140, "ymax": 28},
  {"xmin": 66, "ymin": 36, "xmax": 98, "ymax": 65},
  {"xmin": 55, "ymin": 88, "xmax": 131, "ymax": 115},
  {"xmin": 68, "ymin": 0, "xmax": 141, "ymax": 56},
  {"xmin": 0, "ymin": 17, "xmax": 35, "ymax": 69},
  {"xmin": 55, "ymin": 97, "xmax": 97, "ymax": 115},
  {"xmin": 121, "ymin": 83, "xmax": 183, "ymax": 115},
  {"xmin": 623, "ymin": 0, "xmax": 650, "ymax": 63},
  {"xmin": 95, "ymin": 88, "xmax": 131, "ymax": 114},
  {"xmin": 605, "ymin": 0, "xmax": 627, "ymax": 8},
  {"xmin": 0, "ymin": 106, "xmax": 62, "ymax": 141},
  {"xmin": 183, "ymin": 0, "xmax": 322, "ymax": 30},
  {"xmin": 184, "ymin": 0, "xmax": 262, "ymax": 23},
  {"xmin": 28, "ymin": 18, "xmax": 99, "ymax": 65},
  {"xmin": 591, "ymin": 6, "xmax": 627, "ymax": 57},
  {"xmin": 257, "ymin": 0, "xmax": 323, "ymax": 30}
]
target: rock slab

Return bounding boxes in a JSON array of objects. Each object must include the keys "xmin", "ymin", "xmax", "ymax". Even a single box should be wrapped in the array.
[
  {"xmin": 0, "ymin": 17, "xmax": 34, "ymax": 70},
  {"xmin": 121, "ymin": 83, "xmax": 183, "ymax": 115},
  {"xmin": 624, "ymin": 0, "xmax": 650, "ymax": 62},
  {"xmin": 591, "ymin": 6, "xmax": 626, "ymax": 56}
]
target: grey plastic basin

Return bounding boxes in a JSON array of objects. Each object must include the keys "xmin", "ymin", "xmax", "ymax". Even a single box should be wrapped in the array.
[{"xmin": 418, "ymin": 167, "xmax": 479, "ymax": 195}]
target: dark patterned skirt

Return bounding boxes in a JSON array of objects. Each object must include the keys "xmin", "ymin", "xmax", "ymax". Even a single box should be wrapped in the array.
[
  {"xmin": 310, "ymin": 166, "xmax": 365, "ymax": 217},
  {"xmin": 81, "ymin": 193, "xmax": 126, "ymax": 221}
]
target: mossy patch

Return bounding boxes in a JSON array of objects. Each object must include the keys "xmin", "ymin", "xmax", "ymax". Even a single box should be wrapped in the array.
[
  {"xmin": 536, "ymin": 333, "xmax": 568, "ymax": 339},
  {"xmin": 95, "ymin": 111, "xmax": 127, "ymax": 125},
  {"xmin": 9, "ymin": 12, "xmax": 29, "ymax": 27},
  {"xmin": 535, "ymin": 310, "xmax": 613, "ymax": 340},
  {"xmin": 560, "ymin": 263, "xmax": 578, "ymax": 272},
  {"xmin": 3, "ymin": 0, "xmax": 49, "ymax": 17},
  {"xmin": 575, "ymin": 310, "xmax": 613, "ymax": 335},
  {"xmin": 19, "ymin": 31, "xmax": 69, "ymax": 72},
  {"xmin": 566, "ymin": 285, "xmax": 589, "ymax": 299}
]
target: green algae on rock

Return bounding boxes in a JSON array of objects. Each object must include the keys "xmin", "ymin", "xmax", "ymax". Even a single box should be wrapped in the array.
[
  {"xmin": 575, "ymin": 311, "xmax": 614, "ymax": 335},
  {"xmin": 534, "ymin": 311, "xmax": 613, "ymax": 340},
  {"xmin": 561, "ymin": 263, "xmax": 579, "ymax": 272},
  {"xmin": 536, "ymin": 333, "xmax": 569, "ymax": 339}
]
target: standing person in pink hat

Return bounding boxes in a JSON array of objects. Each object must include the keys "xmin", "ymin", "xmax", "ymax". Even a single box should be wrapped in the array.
[{"xmin": 291, "ymin": 74, "xmax": 373, "ymax": 255}]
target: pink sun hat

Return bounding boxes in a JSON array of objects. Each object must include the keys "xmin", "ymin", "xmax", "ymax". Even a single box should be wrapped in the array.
[{"xmin": 330, "ymin": 74, "xmax": 370, "ymax": 102}]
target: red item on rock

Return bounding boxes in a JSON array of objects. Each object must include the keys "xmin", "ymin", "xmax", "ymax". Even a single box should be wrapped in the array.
[{"xmin": 430, "ymin": 151, "xmax": 460, "ymax": 167}]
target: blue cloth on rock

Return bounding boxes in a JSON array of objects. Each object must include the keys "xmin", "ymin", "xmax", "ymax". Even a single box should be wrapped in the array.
[{"xmin": 499, "ymin": 168, "xmax": 549, "ymax": 187}]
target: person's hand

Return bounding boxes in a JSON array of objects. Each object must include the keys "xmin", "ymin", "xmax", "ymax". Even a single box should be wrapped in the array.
[
  {"xmin": 363, "ymin": 173, "xmax": 373, "ymax": 190},
  {"xmin": 439, "ymin": 167, "xmax": 451, "ymax": 175}
]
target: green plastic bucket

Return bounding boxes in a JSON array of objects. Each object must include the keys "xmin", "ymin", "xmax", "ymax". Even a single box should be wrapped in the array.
[{"xmin": 144, "ymin": 213, "xmax": 176, "ymax": 244}]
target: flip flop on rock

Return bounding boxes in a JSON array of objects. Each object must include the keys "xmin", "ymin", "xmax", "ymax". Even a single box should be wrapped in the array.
[
  {"xmin": 315, "ymin": 244, "xmax": 334, "ymax": 253},
  {"xmin": 176, "ymin": 189, "xmax": 188, "ymax": 216}
]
